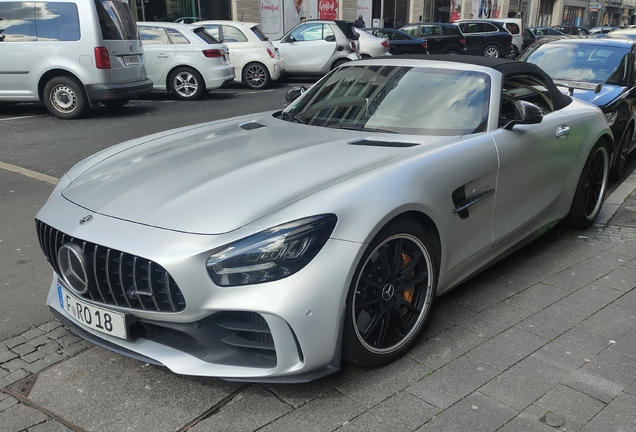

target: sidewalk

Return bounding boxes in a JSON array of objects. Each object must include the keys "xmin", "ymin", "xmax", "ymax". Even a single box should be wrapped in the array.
[{"xmin": 2, "ymin": 170, "xmax": 636, "ymax": 432}]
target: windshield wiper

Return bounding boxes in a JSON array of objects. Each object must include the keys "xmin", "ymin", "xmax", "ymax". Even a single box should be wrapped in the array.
[
  {"xmin": 281, "ymin": 111, "xmax": 306, "ymax": 124},
  {"xmin": 327, "ymin": 124, "xmax": 398, "ymax": 134}
]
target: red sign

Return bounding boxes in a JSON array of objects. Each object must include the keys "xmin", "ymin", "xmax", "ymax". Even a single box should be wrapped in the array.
[{"xmin": 319, "ymin": 0, "xmax": 338, "ymax": 20}]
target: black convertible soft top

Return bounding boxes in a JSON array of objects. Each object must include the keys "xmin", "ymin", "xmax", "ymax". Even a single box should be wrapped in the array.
[{"xmin": 373, "ymin": 54, "xmax": 572, "ymax": 110}]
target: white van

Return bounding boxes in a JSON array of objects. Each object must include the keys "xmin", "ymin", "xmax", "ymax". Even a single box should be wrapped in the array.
[{"xmin": 0, "ymin": 0, "xmax": 153, "ymax": 119}]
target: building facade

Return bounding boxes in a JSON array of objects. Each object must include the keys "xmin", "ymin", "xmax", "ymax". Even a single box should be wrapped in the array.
[{"xmin": 128, "ymin": 0, "xmax": 636, "ymax": 38}]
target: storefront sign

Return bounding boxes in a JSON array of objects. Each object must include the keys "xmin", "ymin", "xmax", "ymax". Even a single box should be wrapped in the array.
[
  {"xmin": 589, "ymin": 2, "xmax": 600, "ymax": 11},
  {"xmin": 319, "ymin": 0, "xmax": 338, "ymax": 19}
]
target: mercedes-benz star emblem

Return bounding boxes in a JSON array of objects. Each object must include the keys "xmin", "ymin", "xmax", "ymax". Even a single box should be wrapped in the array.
[
  {"xmin": 79, "ymin": 215, "xmax": 93, "ymax": 225},
  {"xmin": 57, "ymin": 243, "xmax": 91, "ymax": 295},
  {"xmin": 381, "ymin": 284, "xmax": 395, "ymax": 301}
]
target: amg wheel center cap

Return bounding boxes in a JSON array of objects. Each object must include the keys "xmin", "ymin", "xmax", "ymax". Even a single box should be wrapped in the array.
[
  {"xmin": 381, "ymin": 284, "xmax": 395, "ymax": 301},
  {"xmin": 57, "ymin": 243, "xmax": 91, "ymax": 295}
]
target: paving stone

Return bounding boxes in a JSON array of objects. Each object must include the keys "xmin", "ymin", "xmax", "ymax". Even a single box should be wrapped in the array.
[
  {"xmin": 0, "ymin": 402, "xmax": 49, "ymax": 431},
  {"xmin": 608, "ymin": 328, "xmax": 636, "ymax": 361},
  {"xmin": 2, "ymin": 358, "xmax": 31, "ymax": 372},
  {"xmin": 579, "ymin": 252, "xmax": 630, "ymax": 273},
  {"xmin": 39, "ymin": 321, "xmax": 63, "ymax": 332},
  {"xmin": 23, "ymin": 350, "xmax": 46, "ymax": 363},
  {"xmin": 420, "ymin": 299, "xmax": 477, "ymax": 339},
  {"xmin": 11, "ymin": 343, "xmax": 36, "ymax": 357},
  {"xmin": 409, "ymin": 325, "xmax": 486, "ymax": 370},
  {"xmin": 405, "ymin": 355, "xmax": 499, "ymax": 409},
  {"xmin": 578, "ymin": 304, "xmax": 636, "ymax": 340},
  {"xmin": 337, "ymin": 391, "xmax": 437, "ymax": 432},
  {"xmin": 615, "ymin": 287, "xmax": 636, "ymax": 310},
  {"xmin": 504, "ymin": 282, "xmax": 570, "ymax": 313},
  {"xmin": 26, "ymin": 335, "xmax": 53, "ymax": 348},
  {"xmin": 337, "ymin": 356, "xmax": 430, "ymax": 408},
  {"xmin": 459, "ymin": 303, "xmax": 533, "ymax": 339},
  {"xmin": 28, "ymin": 419, "xmax": 74, "ymax": 432},
  {"xmin": 579, "ymin": 393, "xmax": 636, "ymax": 432},
  {"xmin": 532, "ymin": 327, "xmax": 611, "ymax": 372},
  {"xmin": 564, "ymin": 349, "xmax": 636, "ymax": 403},
  {"xmin": 596, "ymin": 266, "xmax": 636, "ymax": 292},
  {"xmin": 416, "ymin": 392, "xmax": 517, "ymax": 432},
  {"xmin": 0, "ymin": 367, "xmax": 9, "ymax": 379},
  {"xmin": 543, "ymin": 263, "xmax": 608, "ymax": 292},
  {"xmin": 0, "ymin": 394, "xmax": 19, "ymax": 413},
  {"xmin": 466, "ymin": 327, "xmax": 548, "ymax": 371},
  {"xmin": 45, "ymin": 326, "xmax": 70, "ymax": 340},
  {"xmin": 2, "ymin": 368, "xmax": 30, "ymax": 385},
  {"xmin": 22, "ymin": 328, "xmax": 45, "ymax": 340},
  {"xmin": 0, "ymin": 350, "xmax": 19, "ymax": 363},
  {"xmin": 4, "ymin": 336, "xmax": 27, "ymax": 349},
  {"xmin": 189, "ymin": 387, "xmax": 292, "ymax": 432},
  {"xmin": 258, "ymin": 390, "xmax": 366, "ymax": 432},
  {"xmin": 535, "ymin": 384, "xmax": 605, "ymax": 424},
  {"xmin": 60, "ymin": 342, "xmax": 89, "ymax": 356},
  {"xmin": 532, "ymin": 248, "xmax": 588, "ymax": 274},
  {"xmin": 57, "ymin": 334, "xmax": 81, "ymax": 347},
  {"xmin": 558, "ymin": 284, "xmax": 624, "ymax": 314},
  {"xmin": 479, "ymin": 355, "xmax": 568, "ymax": 411},
  {"xmin": 496, "ymin": 404, "xmax": 559, "ymax": 432},
  {"xmin": 517, "ymin": 303, "xmax": 589, "ymax": 340},
  {"xmin": 37, "ymin": 342, "xmax": 61, "ymax": 355}
]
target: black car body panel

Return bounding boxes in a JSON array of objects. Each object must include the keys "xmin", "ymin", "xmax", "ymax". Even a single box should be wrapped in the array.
[
  {"xmin": 363, "ymin": 28, "xmax": 428, "ymax": 55},
  {"xmin": 454, "ymin": 20, "xmax": 514, "ymax": 57},
  {"xmin": 399, "ymin": 22, "xmax": 467, "ymax": 54}
]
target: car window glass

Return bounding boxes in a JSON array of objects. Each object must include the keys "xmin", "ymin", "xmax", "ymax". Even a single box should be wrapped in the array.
[
  {"xmin": 95, "ymin": 0, "xmax": 138, "ymax": 41},
  {"xmin": 250, "ymin": 25, "xmax": 267, "ymax": 41},
  {"xmin": 139, "ymin": 25, "xmax": 170, "ymax": 44},
  {"xmin": 443, "ymin": 25, "xmax": 461, "ymax": 36},
  {"xmin": 483, "ymin": 23, "xmax": 498, "ymax": 32},
  {"xmin": 167, "ymin": 27, "xmax": 189, "ymax": 44},
  {"xmin": 421, "ymin": 25, "xmax": 439, "ymax": 36},
  {"xmin": 290, "ymin": 23, "xmax": 323, "ymax": 41},
  {"xmin": 192, "ymin": 27, "xmax": 219, "ymax": 44},
  {"xmin": 324, "ymin": 24, "xmax": 335, "ymax": 39},
  {"xmin": 0, "ymin": 2, "xmax": 38, "ymax": 42},
  {"xmin": 222, "ymin": 25, "xmax": 247, "ymax": 42},
  {"xmin": 500, "ymin": 74, "xmax": 554, "ymax": 127},
  {"xmin": 0, "ymin": 2, "xmax": 80, "ymax": 42},
  {"xmin": 506, "ymin": 23, "xmax": 520, "ymax": 35},
  {"xmin": 400, "ymin": 25, "xmax": 417, "ymax": 37},
  {"xmin": 203, "ymin": 24, "xmax": 220, "ymax": 39}
]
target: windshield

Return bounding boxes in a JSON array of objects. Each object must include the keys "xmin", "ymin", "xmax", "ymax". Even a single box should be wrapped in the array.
[
  {"xmin": 523, "ymin": 43, "xmax": 630, "ymax": 86},
  {"xmin": 95, "ymin": 0, "xmax": 138, "ymax": 40},
  {"xmin": 283, "ymin": 64, "xmax": 490, "ymax": 136}
]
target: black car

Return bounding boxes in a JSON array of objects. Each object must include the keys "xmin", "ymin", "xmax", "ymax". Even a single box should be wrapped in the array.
[
  {"xmin": 527, "ymin": 26, "xmax": 566, "ymax": 39},
  {"xmin": 454, "ymin": 20, "xmax": 514, "ymax": 57},
  {"xmin": 519, "ymin": 38, "xmax": 636, "ymax": 179},
  {"xmin": 523, "ymin": 27, "xmax": 539, "ymax": 50},
  {"xmin": 399, "ymin": 22, "xmax": 467, "ymax": 54},
  {"xmin": 363, "ymin": 28, "xmax": 428, "ymax": 55},
  {"xmin": 552, "ymin": 24, "xmax": 590, "ymax": 35}
]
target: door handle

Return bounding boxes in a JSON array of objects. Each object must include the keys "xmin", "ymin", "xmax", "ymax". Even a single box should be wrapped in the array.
[
  {"xmin": 157, "ymin": 54, "xmax": 170, "ymax": 58},
  {"xmin": 556, "ymin": 125, "xmax": 570, "ymax": 139}
]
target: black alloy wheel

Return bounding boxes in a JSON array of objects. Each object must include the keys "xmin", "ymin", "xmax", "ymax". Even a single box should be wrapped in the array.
[
  {"xmin": 610, "ymin": 126, "xmax": 632, "ymax": 180},
  {"xmin": 567, "ymin": 141, "xmax": 609, "ymax": 228},
  {"xmin": 343, "ymin": 218, "xmax": 437, "ymax": 368}
]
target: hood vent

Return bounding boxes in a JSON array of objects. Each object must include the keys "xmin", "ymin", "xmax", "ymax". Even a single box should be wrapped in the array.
[
  {"xmin": 349, "ymin": 139, "xmax": 419, "ymax": 148},
  {"xmin": 240, "ymin": 122, "xmax": 266, "ymax": 130}
]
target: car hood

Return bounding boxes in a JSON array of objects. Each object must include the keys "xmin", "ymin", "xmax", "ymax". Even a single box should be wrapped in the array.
[
  {"xmin": 560, "ymin": 83, "xmax": 625, "ymax": 109},
  {"xmin": 61, "ymin": 114, "xmax": 449, "ymax": 235}
]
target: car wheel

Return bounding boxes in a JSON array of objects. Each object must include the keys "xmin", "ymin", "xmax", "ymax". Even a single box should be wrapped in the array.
[
  {"xmin": 342, "ymin": 218, "xmax": 438, "ymax": 368},
  {"xmin": 43, "ymin": 76, "xmax": 88, "ymax": 119},
  {"xmin": 243, "ymin": 62, "xmax": 271, "ymax": 90},
  {"xmin": 566, "ymin": 141, "xmax": 609, "ymax": 228},
  {"xmin": 101, "ymin": 99, "xmax": 130, "ymax": 108},
  {"xmin": 507, "ymin": 46, "xmax": 519, "ymax": 58},
  {"xmin": 482, "ymin": 44, "xmax": 501, "ymax": 57},
  {"xmin": 169, "ymin": 67, "xmax": 206, "ymax": 100},
  {"xmin": 609, "ymin": 125, "xmax": 632, "ymax": 181},
  {"xmin": 445, "ymin": 49, "xmax": 459, "ymax": 55}
]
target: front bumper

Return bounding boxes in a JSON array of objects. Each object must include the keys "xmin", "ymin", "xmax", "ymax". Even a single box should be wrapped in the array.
[{"xmin": 37, "ymin": 197, "xmax": 361, "ymax": 382}]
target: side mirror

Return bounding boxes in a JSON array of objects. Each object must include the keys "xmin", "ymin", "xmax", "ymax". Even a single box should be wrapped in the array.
[
  {"xmin": 324, "ymin": 35, "xmax": 336, "ymax": 42},
  {"xmin": 503, "ymin": 100, "xmax": 543, "ymax": 130},
  {"xmin": 285, "ymin": 86, "xmax": 307, "ymax": 103},
  {"xmin": 286, "ymin": 34, "xmax": 297, "ymax": 42}
]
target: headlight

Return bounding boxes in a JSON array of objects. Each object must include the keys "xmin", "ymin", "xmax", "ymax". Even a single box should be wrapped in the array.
[
  {"xmin": 605, "ymin": 111, "xmax": 617, "ymax": 127},
  {"xmin": 206, "ymin": 214, "xmax": 337, "ymax": 286}
]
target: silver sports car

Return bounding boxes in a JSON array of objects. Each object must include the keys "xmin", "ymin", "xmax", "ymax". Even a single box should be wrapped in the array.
[{"xmin": 36, "ymin": 56, "xmax": 612, "ymax": 382}]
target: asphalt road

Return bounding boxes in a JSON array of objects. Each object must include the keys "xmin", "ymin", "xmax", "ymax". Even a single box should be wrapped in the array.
[{"xmin": 0, "ymin": 81, "xmax": 312, "ymax": 340}]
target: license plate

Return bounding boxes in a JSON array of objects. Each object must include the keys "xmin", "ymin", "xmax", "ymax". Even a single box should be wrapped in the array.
[
  {"xmin": 57, "ymin": 284, "xmax": 128, "ymax": 339},
  {"xmin": 123, "ymin": 55, "xmax": 140, "ymax": 65}
]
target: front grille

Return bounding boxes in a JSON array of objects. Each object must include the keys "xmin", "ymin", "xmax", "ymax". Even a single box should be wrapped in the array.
[
  {"xmin": 217, "ymin": 312, "xmax": 276, "ymax": 359},
  {"xmin": 36, "ymin": 220, "xmax": 185, "ymax": 312},
  {"xmin": 349, "ymin": 139, "xmax": 420, "ymax": 148}
]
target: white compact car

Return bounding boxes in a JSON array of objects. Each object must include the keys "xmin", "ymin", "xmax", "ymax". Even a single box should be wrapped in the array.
[
  {"xmin": 354, "ymin": 27, "xmax": 391, "ymax": 58},
  {"xmin": 194, "ymin": 21, "xmax": 285, "ymax": 90},
  {"xmin": 138, "ymin": 22, "xmax": 235, "ymax": 100}
]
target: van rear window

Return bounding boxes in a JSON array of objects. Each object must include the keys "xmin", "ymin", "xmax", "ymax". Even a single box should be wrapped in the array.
[{"xmin": 95, "ymin": 0, "xmax": 138, "ymax": 40}]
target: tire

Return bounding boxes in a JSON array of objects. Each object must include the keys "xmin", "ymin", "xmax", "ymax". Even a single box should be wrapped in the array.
[
  {"xmin": 566, "ymin": 141, "xmax": 610, "ymax": 228},
  {"xmin": 342, "ymin": 218, "xmax": 438, "ymax": 368},
  {"xmin": 43, "ymin": 76, "xmax": 88, "ymax": 119},
  {"xmin": 243, "ymin": 62, "xmax": 271, "ymax": 90},
  {"xmin": 507, "ymin": 46, "xmax": 519, "ymax": 59},
  {"xmin": 445, "ymin": 49, "xmax": 459, "ymax": 55},
  {"xmin": 101, "ymin": 99, "xmax": 130, "ymax": 108},
  {"xmin": 609, "ymin": 126, "xmax": 632, "ymax": 181},
  {"xmin": 482, "ymin": 44, "xmax": 501, "ymax": 57},
  {"xmin": 169, "ymin": 67, "xmax": 206, "ymax": 100}
]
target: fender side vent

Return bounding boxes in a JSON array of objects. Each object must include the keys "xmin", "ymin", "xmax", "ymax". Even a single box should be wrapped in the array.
[
  {"xmin": 349, "ymin": 139, "xmax": 419, "ymax": 148},
  {"xmin": 240, "ymin": 122, "xmax": 266, "ymax": 130}
]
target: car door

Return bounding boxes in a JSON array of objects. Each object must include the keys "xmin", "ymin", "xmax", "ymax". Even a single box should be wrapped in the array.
[
  {"xmin": 490, "ymin": 73, "xmax": 578, "ymax": 245},
  {"xmin": 419, "ymin": 24, "xmax": 444, "ymax": 54},
  {"xmin": 139, "ymin": 25, "xmax": 176, "ymax": 86},
  {"xmin": 275, "ymin": 23, "xmax": 336, "ymax": 72}
]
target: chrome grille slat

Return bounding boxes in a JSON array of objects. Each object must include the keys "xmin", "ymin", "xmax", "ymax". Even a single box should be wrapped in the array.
[{"xmin": 35, "ymin": 220, "xmax": 186, "ymax": 313}]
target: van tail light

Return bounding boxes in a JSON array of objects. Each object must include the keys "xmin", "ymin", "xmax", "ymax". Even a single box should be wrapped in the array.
[
  {"xmin": 203, "ymin": 49, "xmax": 224, "ymax": 58},
  {"xmin": 382, "ymin": 40, "xmax": 389, "ymax": 48},
  {"xmin": 266, "ymin": 48, "xmax": 275, "ymax": 58},
  {"xmin": 349, "ymin": 40, "xmax": 359, "ymax": 52},
  {"xmin": 459, "ymin": 38, "xmax": 466, "ymax": 46},
  {"xmin": 94, "ymin": 47, "xmax": 111, "ymax": 69}
]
